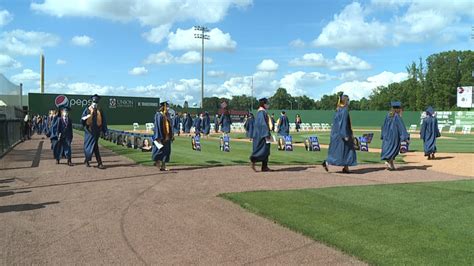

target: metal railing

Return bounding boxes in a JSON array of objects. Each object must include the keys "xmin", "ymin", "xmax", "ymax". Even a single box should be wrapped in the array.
[{"xmin": 0, "ymin": 119, "xmax": 24, "ymax": 158}]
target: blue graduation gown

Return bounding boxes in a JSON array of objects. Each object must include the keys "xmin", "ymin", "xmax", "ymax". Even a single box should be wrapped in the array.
[
  {"xmin": 81, "ymin": 107, "xmax": 108, "ymax": 161},
  {"xmin": 381, "ymin": 113, "xmax": 409, "ymax": 160},
  {"xmin": 214, "ymin": 116, "xmax": 220, "ymax": 132},
  {"xmin": 193, "ymin": 117, "xmax": 202, "ymax": 133},
  {"xmin": 201, "ymin": 114, "xmax": 211, "ymax": 135},
  {"xmin": 51, "ymin": 116, "xmax": 73, "ymax": 160},
  {"xmin": 151, "ymin": 112, "xmax": 173, "ymax": 162},
  {"xmin": 250, "ymin": 110, "xmax": 271, "ymax": 162},
  {"xmin": 172, "ymin": 115, "xmax": 181, "ymax": 134},
  {"xmin": 326, "ymin": 107, "xmax": 357, "ymax": 166},
  {"xmin": 278, "ymin": 115, "xmax": 289, "ymax": 136},
  {"xmin": 244, "ymin": 117, "xmax": 255, "ymax": 138},
  {"xmin": 183, "ymin": 115, "xmax": 192, "ymax": 133},
  {"xmin": 420, "ymin": 115, "xmax": 440, "ymax": 155},
  {"xmin": 220, "ymin": 113, "xmax": 232, "ymax": 133}
]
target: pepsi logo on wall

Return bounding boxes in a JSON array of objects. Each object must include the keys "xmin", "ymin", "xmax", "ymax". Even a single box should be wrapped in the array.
[{"xmin": 55, "ymin": 95, "xmax": 69, "ymax": 108}]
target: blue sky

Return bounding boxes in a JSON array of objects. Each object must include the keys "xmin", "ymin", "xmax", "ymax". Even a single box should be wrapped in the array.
[{"xmin": 0, "ymin": 0, "xmax": 472, "ymax": 106}]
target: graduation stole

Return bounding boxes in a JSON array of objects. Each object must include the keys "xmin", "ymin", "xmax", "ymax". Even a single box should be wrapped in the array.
[
  {"xmin": 86, "ymin": 106, "xmax": 102, "ymax": 127},
  {"xmin": 260, "ymin": 108, "xmax": 273, "ymax": 131},
  {"xmin": 161, "ymin": 111, "xmax": 172, "ymax": 140}
]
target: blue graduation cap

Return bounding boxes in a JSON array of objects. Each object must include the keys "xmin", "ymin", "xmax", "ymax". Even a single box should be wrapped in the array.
[
  {"xmin": 258, "ymin": 97, "xmax": 269, "ymax": 104},
  {"xmin": 160, "ymin": 101, "xmax": 169, "ymax": 107},
  {"xmin": 391, "ymin": 101, "xmax": 401, "ymax": 108},
  {"xmin": 91, "ymin": 94, "xmax": 101, "ymax": 103}
]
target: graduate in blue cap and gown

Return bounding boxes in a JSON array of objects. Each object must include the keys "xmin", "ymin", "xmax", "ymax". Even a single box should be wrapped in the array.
[
  {"xmin": 219, "ymin": 107, "xmax": 232, "ymax": 134},
  {"xmin": 276, "ymin": 111, "xmax": 289, "ymax": 136},
  {"xmin": 152, "ymin": 101, "xmax": 173, "ymax": 171},
  {"xmin": 81, "ymin": 94, "xmax": 108, "ymax": 169},
  {"xmin": 322, "ymin": 94, "xmax": 357, "ymax": 173},
  {"xmin": 420, "ymin": 106, "xmax": 440, "ymax": 160},
  {"xmin": 51, "ymin": 105, "xmax": 74, "ymax": 166},
  {"xmin": 182, "ymin": 112, "xmax": 192, "ymax": 135},
  {"xmin": 214, "ymin": 114, "xmax": 220, "ymax": 133},
  {"xmin": 381, "ymin": 101, "xmax": 410, "ymax": 170},
  {"xmin": 250, "ymin": 98, "xmax": 273, "ymax": 172},
  {"xmin": 244, "ymin": 113, "xmax": 255, "ymax": 141},
  {"xmin": 201, "ymin": 111, "xmax": 211, "ymax": 137},
  {"xmin": 172, "ymin": 112, "xmax": 181, "ymax": 136},
  {"xmin": 193, "ymin": 113, "xmax": 202, "ymax": 134}
]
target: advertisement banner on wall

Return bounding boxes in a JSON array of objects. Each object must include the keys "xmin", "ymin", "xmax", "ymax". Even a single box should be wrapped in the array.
[
  {"xmin": 28, "ymin": 93, "xmax": 160, "ymax": 125},
  {"xmin": 457, "ymin": 86, "xmax": 473, "ymax": 108}
]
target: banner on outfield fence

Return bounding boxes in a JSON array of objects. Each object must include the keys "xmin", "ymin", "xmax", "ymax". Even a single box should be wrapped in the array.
[
  {"xmin": 457, "ymin": 86, "xmax": 473, "ymax": 108},
  {"xmin": 28, "ymin": 93, "xmax": 160, "ymax": 125},
  {"xmin": 420, "ymin": 111, "xmax": 474, "ymax": 126}
]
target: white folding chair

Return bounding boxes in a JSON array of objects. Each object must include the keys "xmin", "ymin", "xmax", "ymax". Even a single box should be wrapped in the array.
[
  {"xmin": 448, "ymin": 125, "xmax": 456, "ymax": 134},
  {"xmin": 462, "ymin": 125, "xmax": 471, "ymax": 135},
  {"xmin": 132, "ymin": 123, "xmax": 139, "ymax": 131},
  {"xmin": 408, "ymin": 124, "xmax": 417, "ymax": 132}
]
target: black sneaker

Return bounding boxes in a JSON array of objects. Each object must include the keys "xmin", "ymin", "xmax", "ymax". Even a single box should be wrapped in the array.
[{"xmin": 322, "ymin": 160, "xmax": 329, "ymax": 172}]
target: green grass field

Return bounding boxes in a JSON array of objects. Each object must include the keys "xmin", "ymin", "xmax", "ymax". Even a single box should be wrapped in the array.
[
  {"xmin": 96, "ymin": 132, "xmax": 387, "ymax": 166},
  {"xmin": 221, "ymin": 180, "xmax": 474, "ymax": 265},
  {"xmin": 110, "ymin": 124, "xmax": 474, "ymax": 153}
]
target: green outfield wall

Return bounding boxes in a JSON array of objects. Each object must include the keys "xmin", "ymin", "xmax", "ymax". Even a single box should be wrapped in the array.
[{"xmin": 28, "ymin": 93, "xmax": 160, "ymax": 125}]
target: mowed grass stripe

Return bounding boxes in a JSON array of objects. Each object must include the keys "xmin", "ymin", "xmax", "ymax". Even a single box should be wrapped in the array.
[
  {"xmin": 94, "ymin": 132, "xmax": 385, "ymax": 166},
  {"xmin": 221, "ymin": 180, "xmax": 474, "ymax": 265}
]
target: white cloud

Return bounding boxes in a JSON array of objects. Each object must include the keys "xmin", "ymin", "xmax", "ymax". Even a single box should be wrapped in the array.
[
  {"xmin": 0, "ymin": 9, "xmax": 13, "ymax": 27},
  {"xmin": 71, "ymin": 35, "xmax": 93, "ymax": 46},
  {"xmin": 56, "ymin": 59, "xmax": 67, "ymax": 65},
  {"xmin": 168, "ymin": 27, "xmax": 237, "ymax": 51},
  {"xmin": 289, "ymin": 53, "xmax": 326, "ymax": 67},
  {"xmin": 289, "ymin": 39, "xmax": 305, "ymax": 48},
  {"xmin": 290, "ymin": 52, "xmax": 371, "ymax": 71},
  {"xmin": 207, "ymin": 70, "xmax": 226, "ymax": 78},
  {"xmin": 313, "ymin": 1, "xmax": 473, "ymax": 50},
  {"xmin": 256, "ymin": 59, "xmax": 279, "ymax": 72},
  {"xmin": 313, "ymin": 2, "xmax": 387, "ymax": 50},
  {"xmin": 331, "ymin": 52, "xmax": 371, "ymax": 71},
  {"xmin": 31, "ymin": 0, "xmax": 251, "ymax": 48},
  {"xmin": 333, "ymin": 71, "xmax": 408, "ymax": 100},
  {"xmin": 10, "ymin": 69, "xmax": 41, "ymax": 84},
  {"xmin": 31, "ymin": 0, "xmax": 252, "ymax": 26},
  {"xmin": 280, "ymin": 71, "xmax": 333, "ymax": 96},
  {"xmin": 144, "ymin": 51, "xmax": 211, "ymax": 65},
  {"xmin": 0, "ymin": 30, "xmax": 60, "ymax": 56},
  {"xmin": 144, "ymin": 51, "xmax": 174, "ymax": 65},
  {"xmin": 0, "ymin": 54, "xmax": 21, "ymax": 69},
  {"xmin": 128, "ymin": 66, "xmax": 148, "ymax": 76},
  {"xmin": 142, "ymin": 24, "xmax": 171, "ymax": 44}
]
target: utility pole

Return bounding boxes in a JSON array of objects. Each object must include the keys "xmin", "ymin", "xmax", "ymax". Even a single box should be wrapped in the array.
[
  {"xmin": 250, "ymin": 76, "xmax": 254, "ymax": 111},
  {"xmin": 194, "ymin": 26, "xmax": 210, "ymax": 109},
  {"xmin": 40, "ymin": 54, "xmax": 45, "ymax": 93}
]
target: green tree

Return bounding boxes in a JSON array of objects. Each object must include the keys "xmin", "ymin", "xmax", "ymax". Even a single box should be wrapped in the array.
[
  {"xmin": 269, "ymin": 88, "xmax": 295, "ymax": 110},
  {"xmin": 202, "ymin": 97, "xmax": 220, "ymax": 111},
  {"xmin": 229, "ymin": 95, "xmax": 257, "ymax": 111},
  {"xmin": 294, "ymin": 95, "xmax": 315, "ymax": 110}
]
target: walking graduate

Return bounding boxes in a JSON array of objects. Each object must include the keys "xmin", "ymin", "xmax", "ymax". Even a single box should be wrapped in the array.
[
  {"xmin": 244, "ymin": 113, "xmax": 255, "ymax": 141},
  {"xmin": 172, "ymin": 112, "xmax": 181, "ymax": 136},
  {"xmin": 276, "ymin": 111, "xmax": 289, "ymax": 136},
  {"xmin": 193, "ymin": 113, "xmax": 202, "ymax": 134},
  {"xmin": 322, "ymin": 94, "xmax": 357, "ymax": 173},
  {"xmin": 201, "ymin": 111, "xmax": 211, "ymax": 137},
  {"xmin": 51, "ymin": 103, "xmax": 74, "ymax": 166},
  {"xmin": 152, "ymin": 101, "xmax": 173, "ymax": 171},
  {"xmin": 420, "ymin": 106, "xmax": 440, "ymax": 160},
  {"xmin": 250, "ymin": 98, "xmax": 273, "ymax": 172},
  {"xmin": 219, "ymin": 104, "xmax": 232, "ymax": 134},
  {"xmin": 381, "ymin": 101, "xmax": 410, "ymax": 170},
  {"xmin": 295, "ymin": 114, "xmax": 302, "ymax": 132},
  {"xmin": 214, "ymin": 114, "xmax": 220, "ymax": 133},
  {"xmin": 183, "ymin": 112, "xmax": 192, "ymax": 135},
  {"xmin": 81, "ymin": 94, "xmax": 108, "ymax": 169}
]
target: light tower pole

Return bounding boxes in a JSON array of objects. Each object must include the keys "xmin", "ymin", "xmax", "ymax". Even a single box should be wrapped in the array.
[{"xmin": 194, "ymin": 26, "xmax": 210, "ymax": 109}]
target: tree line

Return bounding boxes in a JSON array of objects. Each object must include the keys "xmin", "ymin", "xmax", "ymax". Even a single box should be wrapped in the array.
[{"xmin": 180, "ymin": 50, "xmax": 472, "ymax": 112}]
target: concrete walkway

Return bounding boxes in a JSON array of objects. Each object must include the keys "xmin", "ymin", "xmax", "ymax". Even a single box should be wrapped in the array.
[{"xmin": 0, "ymin": 134, "xmax": 471, "ymax": 265}]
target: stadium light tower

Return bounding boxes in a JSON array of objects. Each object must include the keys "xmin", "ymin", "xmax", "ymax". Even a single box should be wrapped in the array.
[{"xmin": 194, "ymin": 26, "xmax": 210, "ymax": 108}]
